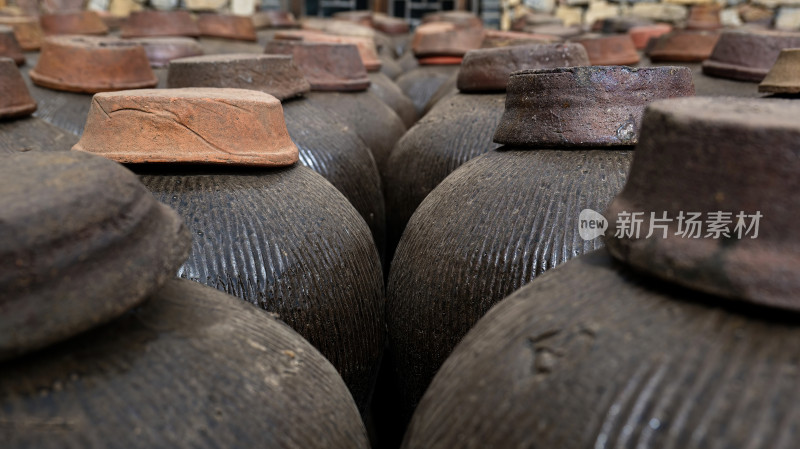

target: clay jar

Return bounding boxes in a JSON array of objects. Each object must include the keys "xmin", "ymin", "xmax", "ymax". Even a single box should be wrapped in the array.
[
  {"xmin": 166, "ymin": 53, "xmax": 386, "ymax": 264},
  {"xmin": 385, "ymin": 44, "xmax": 591, "ymax": 264},
  {"xmin": 265, "ymin": 40, "xmax": 406, "ymax": 182},
  {"xmin": 0, "ymin": 154, "xmax": 369, "ymax": 448},
  {"xmin": 703, "ymin": 29, "xmax": 800, "ymax": 82},
  {"xmin": 402, "ymin": 97, "xmax": 800, "ymax": 449},
  {"xmin": 385, "ymin": 65, "xmax": 694, "ymax": 421},
  {"xmin": 73, "ymin": 88, "xmax": 385, "ymax": 413},
  {"xmin": 0, "ymin": 25, "xmax": 24, "ymax": 65}
]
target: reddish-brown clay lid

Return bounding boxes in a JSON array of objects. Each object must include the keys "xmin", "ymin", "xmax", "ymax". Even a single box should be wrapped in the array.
[
  {"xmin": 759, "ymin": 49, "xmax": 800, "ymax": 94},
  {"xmin": 264, "ymin": 40, "xmax": 370, "ymax": 92},
  {"xmin": 605, "ymin": 97, "xmax": 800, "ymax": 310},
  {"xmin": 412, "ymin": 22, "xmax": 485, "ymax": 58},
  {"xmin": 417, "ymin": 55, "xmax": 464, "ymax": 65},
  {"xmin": 0, "ymin": 57, "xmax": 36, "ymax": 119},
  {"xmin": 252, "ymin": 10, "xmax": 297, "ymax": 29},
  {"xmin": 120, "ymin": 10, "xmax": 201, "ymax": 38},
  {"xmin": 573, "ymin": 34, "xmax": 640, "ymax": 66},
  {"xmin": 0, "ymin": 16, "xmax": 43, "ymax": 51},
  {"xmin": 167, "ymin": 53, "xmax": 310, "ymax": 100},
  {"xmin": 493, "ymin": 66, "xmax": 695, "ymax": 147},
  {"xmin": 40, "ymin": 11, "xmax": 109, "ymax": 36},
  {"xmin": 30, "ymin": 36, "xmax": 157, "ymax": 93},
  {"xmin": 628, "ymin": 23, "xmax": 672, "ymax": 50},
  {"xmin": 0, "ymin": 150, "xmax": 191, "ymax": 361},
  {"xmin": 422, "ymin": 11, "xmax": 483, "ymax": 29},
  {"xmin": 0, "ymin": 25, "xmax": 24, "ymax": 66},
  {"xmin": 197, "ymin": 13, "xmax": 257, "ymax": 41},
  {"xmin": 457, "ymin": 43, "xmax": 590, "ymax": 93},
  {"xmin": 125, "ymin": 37, "xmax": 204, "ymax": 68},
  {"xmin": 686, "ymin": 4, "xmax": 722, "ymax": 31},
  {"xmin": 73, "ymin": 88, "xmax": 299, "ymax": 166},
  {"xmin": 373, "ymin": 13, "xmax": 409, "ymax": 35},
  {"xmin": 647, "ymin": 30, "xmax": 720, "ymax": 62},
  {"xmin": 703, "ymin": 29, "xmax": 800, "ymax": 82},
  {"xmin": 275, "ymin": 29, "xmax": 381, "ymax": 71},
  {"xmin": 481, "ymin": 29, "xmax": 562, "ymax": 48}
]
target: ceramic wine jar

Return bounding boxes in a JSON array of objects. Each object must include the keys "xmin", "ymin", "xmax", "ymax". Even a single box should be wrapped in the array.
[
  {"xmin": 265, "ymin": 40, "xmax": 406, "ymax": 182},
  {"xmin": 386, "ymin": 66, "xmax": 695, "ymax": 419},
  {"xmin": 385, "ymin": 44, "xmax": 591, "ymax": 264},
  {"xmin": 72, "ymin": 88, "xmax": 385, "ymax": 413},
  {"xmin": 402, "ymin": 97, "xmax": 800, "ymax": 449},
  {"xmin": 166, "ymin": 53, "xmax": 386, "ymax": 264}
]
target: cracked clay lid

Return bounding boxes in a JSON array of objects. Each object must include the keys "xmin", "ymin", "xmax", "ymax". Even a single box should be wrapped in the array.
[
  {"xmin": 493, "ymin": 66, "xmax": 695, "ymax": 147},
  {"xmin": 73, "ymin": 88, "xmax": 299, "ymax": 166},
  {"xmin": 605, "ymin": 97, "xmax": 800, "ymax": 310},
  {"xmin": 264, "ymin": 40, "xmax": 370, "ymax": 92}
]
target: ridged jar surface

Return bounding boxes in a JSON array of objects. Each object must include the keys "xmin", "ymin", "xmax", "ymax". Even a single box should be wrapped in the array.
[
  {"xmin": 0, "ymin": 117, "xmax": 78, "ymax": 154},
  {"xmin": 405, "ymin": 249, "xmax": 800, "ymax": 449},
  {"xmin": 282, "ymin": 98, "xmax": 386, "ymax": 261},
  {"xmin": 395, "ymin": 65, "xmax": 460, "ymax": 115},
  {"xmin": 137, "ymin": 165, "xmax": 384, "ymax": 410},
  {"xmin": 0, "ymin": 278, "xmax": 370, "ymax": 449},
  {"xmin": 387, "ymin": 148, "xmax": 632, "ymax": 413},
  {"xmin": 386, "ymin": 92, "xmax": 505, "ymax": 260},
  {"xmin": 368, "ymin": 71, "xmax": 417, "ymax": 128}
]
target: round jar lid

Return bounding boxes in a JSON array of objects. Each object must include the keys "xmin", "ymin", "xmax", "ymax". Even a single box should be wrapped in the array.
[{"xmin": 265, "ymin": 40, "xmax": 370, "ymax": 92}]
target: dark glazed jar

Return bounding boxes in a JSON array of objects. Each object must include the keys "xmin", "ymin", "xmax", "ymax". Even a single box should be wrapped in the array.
[
  {"xmin": 72, "ymin": 88, "xmax": 385, "ymax": 413},
  {"xmin": 385, "ymin": 43, "xmax": 590, "ymax": 263},
  {"xmin": 402, "ymin": 97, "xmax": 800, "ymax": 449},
  {"xmin": 385, "ymin": 66, "xmax": 694, "ymax": 420}
]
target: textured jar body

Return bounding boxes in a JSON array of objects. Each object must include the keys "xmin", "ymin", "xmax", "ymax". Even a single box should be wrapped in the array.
[
  {"xmin": 368, "ymin": 71, "xmax": 417, "ymax": 128},
  {"xmin": 137, "ymin": 164, "xmax": 385, "ymax": 411},
  {"xmin": 395, "ymin": 65, "xmax": 460, "ymax": 116},
  {"xmin": 387, "ymin": 148, "xmax": 632, "ymax": 415}
]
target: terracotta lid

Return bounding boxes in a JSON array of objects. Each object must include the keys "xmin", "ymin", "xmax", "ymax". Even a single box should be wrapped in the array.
[
  {"xmin": 373, "ymin": 13, "xmax": 409, "ymax": 35},
  {"xmin": 493, "ymin": 66, "xmax": 695, "ymax": 147},
  {"xmin": 197, "ymin": 13, "xmax": 257, "ymax": 41},
  {"xmin": 252, "ymin": 10, "xmax": 297, "ymax": 29},
  {"xmin": 628, "ymin": 23, "xmax": 672, "ymax": 50},
  {"xmin": 0, "ymin": 150, "xmax": 190, "ymax": 361},
  {"xmin": 120, "ymin": 10, "xmax": 201, "ymax": 38},
  {"xmin": 605, "ymin": 97, "xmax": 800, "ymax": 310},
  {"xmin": 686, "ymin": 4, "xmax": 722, "ymax": 31},
  {"xmin": 647, "ymin": 30, "xmax": 720, "ymax": 62},
  {"xmin": 167, "ymin": 53, "xmax": 310, "ymax": 100},
  {"xmin": 421, "ymin": 11, "xmax": 483, "ymax": 29},
  {"xmin": 0, "ymin": 16, "xmax": 43, "ymax": 51},
  {"xmin": 30, "ymin": 36, "xmax": 157, "ymax": 94},
  {"xmin": 573, "ymin": 34, "xmax": 640, "ymax": 66},
  {"xmin": 333, "ymin": 10, "xmax": 373, "ymax": 28},
  {"xmin": 412, "ymin": 22, "xmax": 485, "ymax": 58},
  {"xmin": 0, "ymin": 25, "xmax": 24, "ymax": 66},
  {"xmin": 703, "ymin": 29, "xmax": 800, "ymax": 82},
  {"xmin": 125, "ymin": 37, "xmax": 204, "ymax": 68},
  {"xmin": 275, "ymin": 29, "xmax": 381, "ymax": 71},
  {"xmin": 74, "ymin": 88, "xmax": 299, "ymax": 166},
  {"xmin": 40, "ymin": 11, "xmax": 109, "ymax": 36},
  {"xmin": 759, "ymin": 49, "xmax": 800, "ymax": 94},
  {"xmin": 481, "ymin": 29, "xmax": 562, "ymax": 48},
  {"xmin": 457, "ymin": 43, "xmax": 590, "ymax": 93},
  {"xmin": 0, "ymin": 57, "xmax": 36, "ymax": 119},
  {"xmin": 264, "ymin": 40, "xmax": 370, "ymax": 92},
  {"xmin": 417, "ymin": 55, "xmax": 463, "ymax": 65}
]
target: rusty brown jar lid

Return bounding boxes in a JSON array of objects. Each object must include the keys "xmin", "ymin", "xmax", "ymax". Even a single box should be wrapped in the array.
[
  {"xmin": 605, "ymin": 97, "xmax": 800, "ymax": 310},
  {"xmin": 493, "ymin": 66, "xmax": 695, "ymax": 147},
  {"xmin": 265, "ymin": 40, "xmax": 370, "ymax": 92},
  {"xmin": 759, "ymin": 49, "xmax": 800, "ymax": 94},
  {"xmin": 0, "ymin": 57, "xmax": 36, "ymax": 119},
  {"xmin": 573, "ymin": 34, "xmax": 640, "ymax": 66},
  {"xmin": 686, "ymin": 4, "xmax": 722, "ymax": 31},
  {"xmin": 647, "ymin": 30, "xmax": 720, "ymax": 63},
  {"xmin": 0, "ymin": 25, "xmax": 24, "ymax": 66},
  {"xmin": 40, "ymin": 11, "xmax": 109, "ymax": 36},
  {"xmin": 252, "ymin": 10, "xmax": 297, "ymax": 29},
  {"xmin": 412, "ymin": 22, "xmax": 485, "ymax": 58},
  {"xmin": 703, "ymin": 29, "xmax": 800, "ymax": 82},
  {"xmin": 0, "ymin": 150, "xmax": 190, "ymax": 361},
  {"xmin": 628, "ymin": 23, "xmax": 672, "ymax": 50},
  {"xmin": 457, "ymin": 43, "xmax": 590, "ymax": 93},
  {"xmin": 0, "ymin": 16, "xmax": 43, "ymax": 51},
  {"xmin": 74, "ymin": 88, "xmax": 299, "ymax": 166},
  {"xmin": 275, "ymin": 30, "xmax": 381, "ymax": 71},
  {"xmin": 120, "ymin": 10, "xmax": 201, "ymax": 38},
  {"xmin": 481, "ymin": 29, "xmax": 562, "ymax": 48},
  {"xmin": 167, "ymin": 53, "xmax": 310, "ymax": 100},
  {"xmin": 125, "ymin": 37, "xmax": 204, "ymax": 68},
  {"xmin": 197, "ymin": 13, "xmax": 256, "ymax": 41},
  {"xmin": 373, "ymin": 13, "xmax": 409, "ymax": 35},
  {"xmin": 30, "ymin": 36, "xmax": 157, "ymax": 93},
  {"xmin": 421, "ymin": 11, "xmax": 483, "ymax": 29}
]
